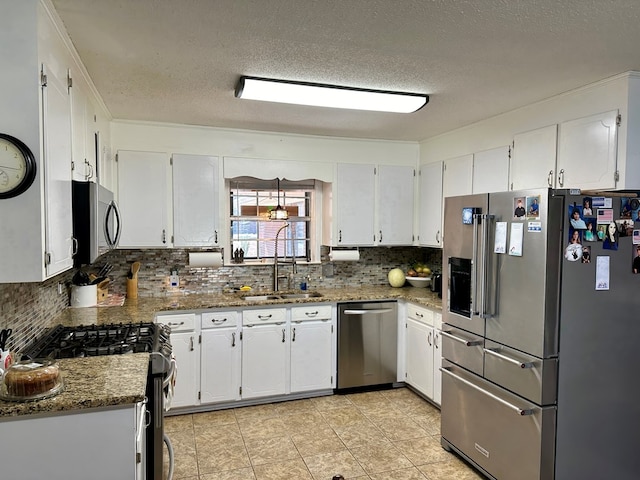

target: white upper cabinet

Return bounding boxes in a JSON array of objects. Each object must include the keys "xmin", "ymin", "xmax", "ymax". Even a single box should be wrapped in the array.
[
  {"xmin": 117, "ymin": 150, "xmax": 171, "ymax": 248},
  {"xmin": 510, "ymin": 125, "xmax": 558, "ymax": 190},
  {"xmin": 323, "ymin": 163, "xmax": 376, "ymax": 246},
  {"xmin": 443, "ymin": 154, "xmax": 473, "ymax": 198},
  {"xmin": 322, "ymin": 163, "xmax": 414, "ymax": 247},
  {"xmin": 557, "ymin": 110, "xmax": 618, "ymax": 190},
  {"xmin": 472, "ymin": 145, "xmax": 510, "ymax": 194},
  {"xmin": 172, "ymin": 154, "xmax": 221, "ymax": 247},
  {"xmin": 70, "ymin": 79, "xmax": 96, "ymax": 182},
  {"xmin": 418, "ymin": 161, "xmax": 443, "ymax": 247},
  {"xmin": 377, "ymin": 165, "xmax": 414, "ymax": 245}
]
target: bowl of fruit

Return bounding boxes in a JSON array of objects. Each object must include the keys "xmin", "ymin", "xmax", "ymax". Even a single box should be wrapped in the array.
[{"xmin": 406, "ymin": 263, "xmax": 431, "ymax": 288}]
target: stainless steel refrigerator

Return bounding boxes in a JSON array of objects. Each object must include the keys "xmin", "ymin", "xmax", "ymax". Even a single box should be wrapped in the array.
[{"xmin": 440, "ymin": 188, "xmax": 640, "ymax": 480}]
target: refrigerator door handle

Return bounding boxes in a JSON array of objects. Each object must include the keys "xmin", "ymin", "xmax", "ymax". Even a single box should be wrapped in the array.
[
  {"xmin": 441, "ymin": 330, "xmax": 483, "ymax": 347},
  {"xmin": 441, "ymin": 367, "xmax": 534, "ymax": 416},
  {"xmin": 484, "ymin": 347, "xmax": 535, "ymax": 369},
  {"xmin": 478, "ymin": 214, "xmax": 494, "ymax": 319},
  {"xmin": 471, "ymin": 213, "xmax": 479, "ymax": 316}
]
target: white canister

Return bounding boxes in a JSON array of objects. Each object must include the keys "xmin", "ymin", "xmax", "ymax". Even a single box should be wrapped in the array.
[{"xmin": 70, "ymin": 284, "xmax": 98, "ymax": 307}]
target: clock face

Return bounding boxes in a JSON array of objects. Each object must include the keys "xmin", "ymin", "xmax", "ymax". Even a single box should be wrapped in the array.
[{"xmin": 0, "ymin": 134, "xmax": 36, "ymax": 199}]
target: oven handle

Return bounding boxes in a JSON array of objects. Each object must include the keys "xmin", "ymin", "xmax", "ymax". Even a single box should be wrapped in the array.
[
  {"xmin": 163, "ymin": 357, "xmax": 177, "ymax": 389},
  {"xmin": 440, "ymin": 330, "xmax": 483, "ymax": 347},
  {"xmin": 441, "ymin": 367, "xmax": 534, "ymax": 416},
  {"xmin": 484, "ymin": 347, "xmax": 534, "ymax": 369}
]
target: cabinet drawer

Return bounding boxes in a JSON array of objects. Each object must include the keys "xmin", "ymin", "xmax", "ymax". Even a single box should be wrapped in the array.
[
  {"xmin": 407, "ymin": 303, "xmax": 434, "ymax": 326},
  {"xmin": 201, "ymin": 311, "xmax": 238, "ymax": 329},
  {"xmin": 441, "ymin": 325, "xmax": 484, "ymax": 376},
  {"xmin": 156, "ymin": 313, "xmax": 195, "ymax": 332},
  {"xmin": 291, "ymin": 305, "xmax": 332, "ymax": 322},
  {"xmin": 243, "ymin": 308, "xmax": 286, "ymax": 325}
]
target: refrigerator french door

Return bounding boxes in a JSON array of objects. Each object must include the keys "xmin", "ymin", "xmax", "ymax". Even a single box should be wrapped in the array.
[{"xmin": 440, "ymin": 188, "xmax": 640, "ymax": 480}]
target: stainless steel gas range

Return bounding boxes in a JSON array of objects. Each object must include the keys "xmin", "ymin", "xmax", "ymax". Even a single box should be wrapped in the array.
[{"xmin": 22, "ymin": 322, "xmax": 174, "ymax": 480}]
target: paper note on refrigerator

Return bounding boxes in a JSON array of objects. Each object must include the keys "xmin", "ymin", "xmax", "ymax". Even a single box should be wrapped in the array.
[
  {"xmin": 596, "ymin": 256, "xmax": 610, "ymax": 290},
  {"xmin": 508, "ymin": 222, "xmax": 524, "ymax": 256},
  {"xmin": 494, "ymin": 222, "xmax": 507, "ymax": 253}
]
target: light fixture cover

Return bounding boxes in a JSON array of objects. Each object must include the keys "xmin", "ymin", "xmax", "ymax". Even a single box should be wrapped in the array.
[
  {"xmin": 269, "ymin": 178, "xmax": 289, "ymax": 221},
  {"xmin": 235, "ymin": 76, "xmax": 428, "ymax": 113}
]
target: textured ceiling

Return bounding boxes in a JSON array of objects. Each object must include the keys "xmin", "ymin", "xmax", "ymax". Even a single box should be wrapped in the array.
[{"xmin": 51, "ymin": 0, "xmax": 640, "ymax": 142}]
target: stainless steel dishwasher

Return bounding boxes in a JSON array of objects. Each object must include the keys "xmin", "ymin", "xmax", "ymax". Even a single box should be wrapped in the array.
[{"xmin": 337, "ymin": 301, "xmax": 398, "ymax": 390}]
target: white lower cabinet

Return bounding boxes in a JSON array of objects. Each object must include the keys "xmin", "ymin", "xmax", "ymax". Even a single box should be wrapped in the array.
[
  {"xmin": 200, "ymin": 311, "xmax": 241, "ymax": 403},
  {"xmin": 290, "ymin": 305, "xmax": 334, "ymax": 392},
  {"xmin": 405, "ymin": 303, "xmax": 442, "ymax": 405},
  {"xmin": 241, "ymin": 308, "xmax": 288, "ymax": 399},
  {"xmin": 155, "ymin": 313, "xmax": 199, "ymax": 409},
  {"xmin": 0, "ymin": 403, "xmax": 145, "ymax": 480}
]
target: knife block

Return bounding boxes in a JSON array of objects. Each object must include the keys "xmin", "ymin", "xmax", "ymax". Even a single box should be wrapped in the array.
[{"xmin": 126, "ymin": 278, "xmax": 138, "ymax": 299}]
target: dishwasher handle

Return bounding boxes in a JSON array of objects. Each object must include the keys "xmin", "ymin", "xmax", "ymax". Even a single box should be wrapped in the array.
[{"xmin": 343, "ymin": 309, "xmax": 394, "ymax": 315}]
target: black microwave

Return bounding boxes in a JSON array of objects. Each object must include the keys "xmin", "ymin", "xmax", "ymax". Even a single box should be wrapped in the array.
[{"xmin": 72, "ymin": 181, "xmax": 121, "ymax": 266}]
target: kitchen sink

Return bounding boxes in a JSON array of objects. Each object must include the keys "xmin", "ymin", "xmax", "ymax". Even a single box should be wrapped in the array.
[{"xmin": 241, "ymin": 292, "xmax": 323, "ymax": 301}]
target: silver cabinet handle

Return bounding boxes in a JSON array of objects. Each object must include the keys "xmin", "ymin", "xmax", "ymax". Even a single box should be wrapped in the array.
[
  {"xmin": 338, "ymin": 230, "xmax": 342, "ymax": 243},
  {"xmin": 558, "ymin": 168, "xmax": 565, "ymax": 187},
  {"xmin": 211, "ymin": 318, "xmax": 227, "ymax": 324},
  {"xmin": 484, "ymin": 348, "xmax": 534, "ymax": 369},
  {"xmin": 292, "ymin": 327, "xmax": 296, "ymax": 342},
  {"xmin": 344, "ymin": 309, "xmax": 394, "ymax": 315},
  {"xmin": 427, "ymin": 331, "xmax": 432, "ymax": 346},
  {"xmin": 282, "ymin": 328, "xmax": 286, "ymax": 343},
  {"xmin": 415, "ymin": 312, "xmax": 424, "ymax": 318},
  {"xmin": 441, "ymin": 330, "xmax": 483, "ymax": 347},
  {"xmin": 441, "ymin": 367, "xmax": 533, "ymax": 416},
  {"xmin": 168, "ymin": 321, "xmax": 185, "ymax": 327},
  {"xmin": 231, "ymin": 332, "xmax": 236, "ymax": 347},
  {"xmin": 72, "ymin": 237, "xmax": 79, "ymax": 256},
  {"xmin": 379, "ymin": 230, "xmax": 383, "ymax": 242},
  {"xmin": 214, "ymin": 230, "xmax": 218, "ymax": 243},
  {"xmin": 304, "ymin": 311, "xmax": 319, "ymax": 317},
  {"xmin": 189, "ymin": 336, "xmax": 194, "ymax": 351},
  {"xmin": 436, "ymin": 230, "xmax": 440, "ymax": 244},
  {"xmin": 547, "ymin": 170, "xmax": 554, "ymax": 187},
  {"xmin": 162, "ymin": 229, "xmax": 167, "ymax": 244},
  {"xmin": 257, "ymin": 314, "xmax": 272, "ymax": 320},
  {"xmin": 434, "ymin": 331, "xmax": 439, "ymax": 349}
]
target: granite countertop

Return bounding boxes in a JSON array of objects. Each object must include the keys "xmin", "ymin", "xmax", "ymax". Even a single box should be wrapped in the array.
[
  {"xmin": 0, "ymin": 354, "xmax": 149, "ymax": 418},
  {"xmin": 0, "ymin": 285, "xmax": 441, "ymax": 419}
]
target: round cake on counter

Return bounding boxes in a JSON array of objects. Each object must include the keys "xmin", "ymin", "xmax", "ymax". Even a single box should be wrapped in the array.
[{"xmin": 2, "ymin": 360, "xmax": 62, "ymax": 399}]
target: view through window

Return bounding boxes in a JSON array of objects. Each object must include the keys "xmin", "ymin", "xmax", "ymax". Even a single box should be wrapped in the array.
[{"xmin": 229, "ymin": 178, "xmax": 313, "ymax": 262}]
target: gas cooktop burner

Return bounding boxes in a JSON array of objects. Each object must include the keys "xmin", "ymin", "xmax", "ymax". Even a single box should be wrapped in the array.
[{"xmin": 22, "ymin": 322, "xmax": 171, "ymax": 361}]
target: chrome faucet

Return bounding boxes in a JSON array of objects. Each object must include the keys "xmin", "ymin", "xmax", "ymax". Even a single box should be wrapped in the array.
[{"xmin": 273, "ymin": 223, "xmax": 297, "ymax": 291}]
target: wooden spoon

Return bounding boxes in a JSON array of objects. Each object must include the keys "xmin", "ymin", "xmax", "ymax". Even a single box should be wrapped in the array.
[{"xmin": 131, "ymin": 261, "xmax": 141, "ymax": 279}]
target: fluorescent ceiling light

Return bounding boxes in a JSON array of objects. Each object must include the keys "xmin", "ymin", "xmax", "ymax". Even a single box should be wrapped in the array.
[{"xmin": 235, "ymin": 76, "xmax": 428, "ymax": 113}]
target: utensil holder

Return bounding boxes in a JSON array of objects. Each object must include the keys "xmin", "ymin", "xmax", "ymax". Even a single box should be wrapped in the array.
[{"xmin": 126, "ymin": 278, "xmax": 138, "ymax": 299}]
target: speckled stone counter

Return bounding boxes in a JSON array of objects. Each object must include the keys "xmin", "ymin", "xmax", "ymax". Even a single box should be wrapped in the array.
[
  {"xmin": 0, "ymin": 353, "xmax": 148, "ymax": 418},
  {"xmin": 1, "ymin": 286, "xmax": 440, "ymax": 419}
]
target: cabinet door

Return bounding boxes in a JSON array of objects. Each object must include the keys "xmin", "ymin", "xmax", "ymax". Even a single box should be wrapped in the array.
[
  {"xmin": 511, "ymin": 125, "xmax": 558, "ymax": 190},
  {"xmin": 473, "ymin": 146, "xmax": 510, "ymax": 194},
  {"xmin": 377, "ymin": 165, "xmax": 414, "ymax": 245},
  {"xmin": 169, "ymin": 331, "xmax": 199, "ymax": 408},
  {"xmin": 117, "ymin": 150, "xmax": 170, "ymax": 247},
  {"xmin": 335, "ymin": 163, "xmax": 375, "ymax": 245},
  {"xmin": 405, "ymin": 318, "xmax": 434, "ymax": 398},
  {"xmin": 557, "ymin": 110, "xmax": 618, "ymax": 190},
  {"xmin": 241, "ymin": 325, "xmax": 287, "ymax": 399},
  {"xmin": 201, "ymin": 328, "xmax": 240, "ymax": 403},
  {"xmin": 172, "ymin": 154, "xmax": 220, "ymax": 247},
  {"xmin": 42, "ymin": 64, "xmax": 74, "ymax": 277},
  {"xmin": 290, "ymin": 320, "xmax": 333, "ymax": 392},
  {"xmin": 443, "ymin": 154, "xmax": 473, "ymax": 198},
  {"xmin": 70, "ymin": 80, "xmax": 95, "ymax": 182},
  {"xmin": 418, "ymin": 162, "xmax": 443, "ymax": 247}
]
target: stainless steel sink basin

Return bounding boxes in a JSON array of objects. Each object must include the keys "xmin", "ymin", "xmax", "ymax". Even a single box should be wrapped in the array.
[
  {"xmin": 241, "ymin": 292, "xmax": 323, "ymax": 301},
  {"xmin": 242, "ymin": 295, "xmax": 281, "ymax": 302},
  {"xmin": 278, "ymin": 292, "xmax": 323, "ymax": 299}
]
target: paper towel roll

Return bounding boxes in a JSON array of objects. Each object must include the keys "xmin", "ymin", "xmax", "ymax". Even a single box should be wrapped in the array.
[
  {"xmin": 329, "ymin": 250, "xmax": 360, "ymax": 261},
  {"xmin": 188, "ymin": 252, "xmax": 223, "ymax": 268}
]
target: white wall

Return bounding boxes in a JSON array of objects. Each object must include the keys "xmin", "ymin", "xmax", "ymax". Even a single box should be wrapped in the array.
[
  {"xmin": 419, "ymin": 72, "xmax": 640, "ymax": 189},
  {"xmin": 110, "ymin": 120, "xmax": 419, "ymax": 170}
]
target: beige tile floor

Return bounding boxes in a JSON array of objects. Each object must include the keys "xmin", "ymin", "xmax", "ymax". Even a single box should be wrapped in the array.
[{"xmin": 163, "ymin": 387, "xmax": 483, "ymax": 480}]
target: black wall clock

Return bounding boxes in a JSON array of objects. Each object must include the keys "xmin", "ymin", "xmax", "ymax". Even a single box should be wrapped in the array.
[{"xmin": 0, "ymin": 133, "xmax": 37, "ymax": 199}]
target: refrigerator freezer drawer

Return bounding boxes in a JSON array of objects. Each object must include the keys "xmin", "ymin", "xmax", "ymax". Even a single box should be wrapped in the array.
[
  {"xmin": 441, "ymin": 360, "xmax": 556, "ymax": 480},
  {"xmin": 484, "ymin": 340, "xmax": 558, "ymax": 405},
  {"xmin": 441, "ymin": 325, "xmax": 484, "ymax": 375}
]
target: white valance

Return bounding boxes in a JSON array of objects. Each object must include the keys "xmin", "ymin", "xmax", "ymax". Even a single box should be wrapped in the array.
[{"xmin": 223, "ymin": 156, "xmax": 333, "ymax": 183}]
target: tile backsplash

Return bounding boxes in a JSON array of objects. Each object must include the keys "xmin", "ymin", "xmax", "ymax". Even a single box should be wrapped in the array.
[{"xmin": 1, "ymin": 246, "xmax": 441, "ymax": 353}]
